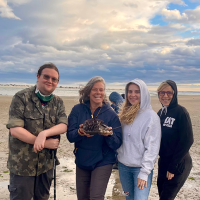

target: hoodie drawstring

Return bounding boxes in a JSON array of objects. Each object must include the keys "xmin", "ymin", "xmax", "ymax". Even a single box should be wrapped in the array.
[{"xmin": 160, "ymin": 106, "xmax": 168, "ymax": 116}]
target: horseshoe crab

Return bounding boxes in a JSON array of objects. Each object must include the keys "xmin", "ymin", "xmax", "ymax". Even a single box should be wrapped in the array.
[{"xmin": 83, "ymin": 118, "xmax": 111, "ymax": 135}]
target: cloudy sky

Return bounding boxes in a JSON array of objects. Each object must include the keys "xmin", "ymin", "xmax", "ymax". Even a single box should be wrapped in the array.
[{"xmin": 0, "ymin": 0, "xmax": 200, "ymax": 90}]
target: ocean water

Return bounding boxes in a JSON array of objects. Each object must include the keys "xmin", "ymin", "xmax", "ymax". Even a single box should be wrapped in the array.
[
  {"xmin": 0, "ymin": 86, "xmax": 124, "ymax": 97},
  {"xmin": 0, "ymin": 86, "xmax": 199, "ymax": 97}
]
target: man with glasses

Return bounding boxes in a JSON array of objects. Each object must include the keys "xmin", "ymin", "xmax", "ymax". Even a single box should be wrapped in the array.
[{"xmin": 6, "ymin": 63, "xmax": 68, "ymax": 200}]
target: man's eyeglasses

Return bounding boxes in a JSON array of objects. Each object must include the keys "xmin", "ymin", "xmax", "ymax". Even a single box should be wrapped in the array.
[
  {"xmin": 41, "ymin": 74, "xmax": 59, "ymax": 83},
  {"xmin": 158, "ymin": 91, "xmax": 173, "ymax": 97}
]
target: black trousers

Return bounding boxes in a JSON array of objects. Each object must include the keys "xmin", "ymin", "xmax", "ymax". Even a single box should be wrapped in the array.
[
  {"xmin": 9, "ymin": 169, "xmax": 53, "ymax": 200},
  {"xmin": 157, "ymin": 154, "xmax": 192, "ymax": 200},
  {"xmin": 76, "ymin": 164, "xmax": 113, "ymax": 200}
]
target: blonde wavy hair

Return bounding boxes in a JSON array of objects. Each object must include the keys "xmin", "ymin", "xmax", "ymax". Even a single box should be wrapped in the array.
[{"xmin": 119, "ymin": 83, "xmax": 140, "ymax": 124}]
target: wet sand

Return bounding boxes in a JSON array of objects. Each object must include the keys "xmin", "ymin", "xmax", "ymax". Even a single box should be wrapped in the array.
[{"xmin": 0, "ymin": 95, "xmax": 199, "ymax": 199}]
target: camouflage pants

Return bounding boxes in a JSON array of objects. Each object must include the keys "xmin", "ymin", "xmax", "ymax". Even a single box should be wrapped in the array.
[{"xmin": 8, "ymin": 169, "xmax": 53, "ymax": 200}]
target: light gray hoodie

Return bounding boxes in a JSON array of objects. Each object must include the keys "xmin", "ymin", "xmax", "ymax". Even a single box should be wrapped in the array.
[{"xmin": 117, "ymin": 79, "xmax": 161, "ymax": 181}]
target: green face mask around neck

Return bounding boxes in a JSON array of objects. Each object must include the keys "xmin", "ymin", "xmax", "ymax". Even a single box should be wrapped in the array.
[{"xmin": 35, "ymin": 88, "xmax": 54, "ymax": 102}]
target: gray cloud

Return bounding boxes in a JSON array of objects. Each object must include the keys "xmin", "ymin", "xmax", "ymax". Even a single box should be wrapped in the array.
[
  {"xmin": 161, "ymin": 5, "xmax": 200, "ymax": 25},
  {"xmin": 7, "ymin": 0, "xmax": 31, "ymax": 6},
  {"xmin": 172, "ymin": 0, "xmax": 187, "ymax": 5},
  {"xmin": 186, "ymin": 39, "xmax": 200, "ymax": 46}
]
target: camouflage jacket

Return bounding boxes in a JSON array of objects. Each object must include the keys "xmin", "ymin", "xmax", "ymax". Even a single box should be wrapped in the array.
[{"xmin": 6, "ymin": 86, "xmax": 68, "ymax": 176}]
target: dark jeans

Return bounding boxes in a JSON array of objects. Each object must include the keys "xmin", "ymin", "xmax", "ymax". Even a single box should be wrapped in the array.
[
  {"xmin": 76, "ymin": 164, "xmax": 113, "ymax": 200},
  {"xmin": 157, "ymin": 154, "xmax": 192, "ymax": 200},
  {"xmin": 9, "ymin": 169, "xmax": 53, "ymax": 200}
]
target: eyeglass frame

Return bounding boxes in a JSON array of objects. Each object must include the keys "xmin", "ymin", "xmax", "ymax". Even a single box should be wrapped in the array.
[
  {"xmin": 41, "ymin": 74, "xmax": 59, "ymax": 83},
  {"xmin": 158, "ymin": 91, "xmax": 173, "ymax": 97}
]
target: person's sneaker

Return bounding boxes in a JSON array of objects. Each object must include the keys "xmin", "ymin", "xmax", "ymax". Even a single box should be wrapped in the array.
[{"xmin": 112, "ymin": 162, "xmax": 118, "ymax": 170}]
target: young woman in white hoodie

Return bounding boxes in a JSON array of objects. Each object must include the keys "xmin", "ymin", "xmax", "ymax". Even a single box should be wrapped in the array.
[{"xmin": 117, "ymin": 79, "xmax": 161, "ymax": 200}]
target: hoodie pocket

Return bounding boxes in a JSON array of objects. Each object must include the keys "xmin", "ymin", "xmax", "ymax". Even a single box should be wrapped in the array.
[
  {"xmin": 74, "ymin": 147, "xmax": 103, "ymax": 170},
  {"xmin": 175, "ymin": 159, "xmax": 185, "ymax": 175}
]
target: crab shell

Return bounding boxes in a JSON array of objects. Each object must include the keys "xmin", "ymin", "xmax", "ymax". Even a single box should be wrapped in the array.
[{"xmin": 83, "ymin": 118, "xmax": 110, "ymax": 135}]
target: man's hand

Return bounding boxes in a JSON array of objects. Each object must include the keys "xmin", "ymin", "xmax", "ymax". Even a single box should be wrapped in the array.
[
  {"xmin": 44, "ymin": 138, "xmax": 59, "ymax": 149},
  {"xmin": 33, "ymin": 130, "xmax": 47, "ymax": 153},
  {"xmin": 166, "ymin": 171, "xmax": 174, "ymax": 180},
  {"xmin": 137, "ymin": 178, "xmax": 147, "ymax": 190}
]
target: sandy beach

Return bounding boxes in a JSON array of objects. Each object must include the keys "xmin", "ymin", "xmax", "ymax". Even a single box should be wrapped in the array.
[{"xmin": 0, "ymin": 95, "xmax": 199, "ymax": 200}]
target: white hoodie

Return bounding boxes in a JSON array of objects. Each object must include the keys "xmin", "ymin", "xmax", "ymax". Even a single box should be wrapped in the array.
[{"xmin": 117, "ymin": 79, "xmax": 161, "ymax": 181}]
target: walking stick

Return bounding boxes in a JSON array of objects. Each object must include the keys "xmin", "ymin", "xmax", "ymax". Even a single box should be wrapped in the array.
[
  {"xmin": 51, "ymin": 135, "xmax": 60, "ymax": 200},
  {"xmin": 54, "ymin": 149, "xmax": 56, "ymax": 200}
]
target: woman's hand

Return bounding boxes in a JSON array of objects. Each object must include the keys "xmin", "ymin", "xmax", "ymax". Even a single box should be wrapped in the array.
[
  {"xmin": 79, "ymin": 124, "xmax": 94, "ymax": 137},
  {"xmin": 166, "ymin": 171, "xmax": 174, "ymax": 180},
  {"xmin": 101, "ymin": 127, "xmax": 113, "ymax": 137},
  {"xmin": 137, "ymin": 178, "xmax": 147, "ymax": 190}
]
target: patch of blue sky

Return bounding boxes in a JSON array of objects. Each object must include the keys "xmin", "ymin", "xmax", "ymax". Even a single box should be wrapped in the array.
[
  {"xmin": 168, "ymin": 0, "xmax": 199, "ymax": 12},
  {"xmin": 150, "ymin": 15, "xmax": 168, "ymax": 26},
  {"xmin": 0, "ymin": 72, "xmax": 35, "ymax": 84},
  {"xmin": 176, "ymin": 30, "xmax": 200, "ymax": 38}
]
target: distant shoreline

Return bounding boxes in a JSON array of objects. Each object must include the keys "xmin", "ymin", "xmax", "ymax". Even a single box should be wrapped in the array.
[
  {"xmin": 0, "ymin": 84, "xmax": 80, "ymax": 89},
  {"xmin": 1, "ymin": 84, "xmax": 199, "ymax": 92},
  {"xmin": 0, "ymin": 85, "xmax": 200, "ymax": 97},
  {"xmin": 0, "ymin": 84, "xmax": 124, "ymax": 91}
]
